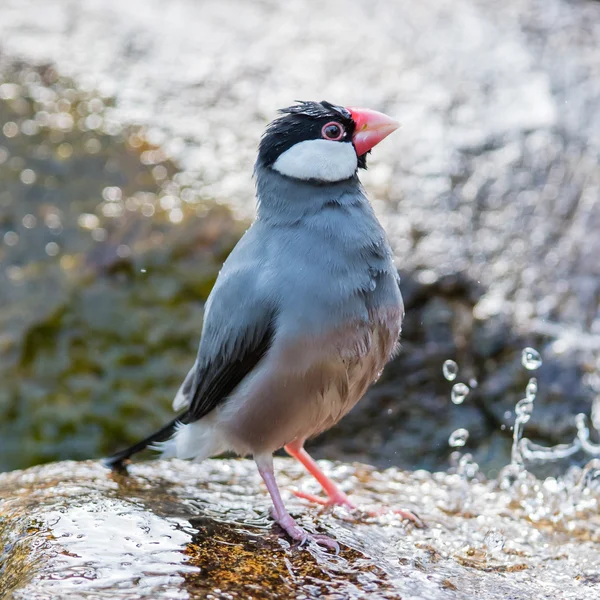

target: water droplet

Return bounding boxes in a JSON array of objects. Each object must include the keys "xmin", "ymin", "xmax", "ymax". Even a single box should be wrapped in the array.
[
  {"xmin": 525, "ymin": 377, "xmax": 537, "ymax": 401},
  {"xmin": 57, "ymin": 142, "xmax": 73, "ymax": 159},
  {"xmin": 499, "ymin": 463, "xmax": 523, "ymax": 490},
  {"xmin": 91, "ymin": 228, "xmax": 107, "ymax": 242},
  {"xmin": 22, "ymin": 214, "xmax": 36, "ymax": 228},
  {"xmin": 449, "ymin": 428, "xmax": 469, "ymax": 447},
  {"xmin": 0, "ymin": 83, "xmax": 20, "ymax": 100},
  {"xmin": 45, "ymin": 213, "xmax": 62, "ymax": 229},
  {"xmin": 521, "ymin": 347, "xmax": 542, "ymax": 370},
  {"xmin": 102, "ymin": 203, "xmax": 124, "ymax": 218},
  {"xmin": 85, "ymin": 138, "xmax": 102, "ymax": 154},
  {"xmin": 2, "ymin": 121, "xmax": 19, "ymax": 138},
  {"xmin": 515, "ymin": 398, "xmax": 534, "ymax": 424},
  {"xmin": 575, "ymin": 413, "xmax": 600, "ymax": 455},
  {"xmin": 141, "ymin": 203, "xmax": 155, "ymax": 217},
  {"xmin": 160, "ymin": 195, "xmax": 178, "ymax": 210},
  {"xmin": 458, "ymin": 452, "xmax": 478, "ymax": 479},
  {"xmin": 21, "ymin": 119, "xmax": 39, "ymax": 136},
  {"xmin": 88, "ymin": 97, "xmax": 104, "ymax": 113},
  {"xmin": 443, "ymin": 360, "xmax": 458, "ymax": 381},
  {"xmin": 575, "ymin": 412, "xmax": 587, "ymax": 434},
  {"xmin": 169, "ymin": 208, "xmax": 184, "ymax": 224},
  {"xmin": 77, "ymin": 213, "xmax": 100, "ymax": 230},
  {"xmin": 116, "ymin": 244, "xmax": 131, "ymax": 258},
  {"xmin": 3, "ymin": 231, "xmax": 19, "ymax": 246},
  {"xmin": 102, "ymin": 186, "xmax": 122, "ymax": 202},
  {"xmin": 542, "ymin": 477, "xmax": 559, "ymax": 493},
  {"xmin": 451, "ymin": 382, "xmax": 469, "ymax": 404},
  {"xmin": 152, "ymin": 165, "xmax": 168, "ymax": 181},
  {"xmin": 20, "ymin": 168, "xmax": 36, "ymax": 185},
  {"xmin": 85, "ymin": 113, "xmax": 103, "ymax": 130},
  {"xmin": 576, "ymin": 459, "xmax": 600, "ymax": 494},
  {"xmin": 484, "ymin": 530, "xmax": 505, "ymax": 554},
  {"xmin": 45, "ymin": 241, "xmax": 59, "ymax": 256},
  {"xmin": 54, "ymin": 112, "xmax": 74, "ymax": 131}
]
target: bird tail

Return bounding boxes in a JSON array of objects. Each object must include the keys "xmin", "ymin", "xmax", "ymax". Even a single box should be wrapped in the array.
[{"xmin": 103, "ymin": 411, "xmax": 189, "ymax": 472}]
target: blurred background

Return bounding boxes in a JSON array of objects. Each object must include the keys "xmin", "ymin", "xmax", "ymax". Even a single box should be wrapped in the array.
[{"xmin": 0, "ymin": 0, "xmax": 599, "ymax": 476}]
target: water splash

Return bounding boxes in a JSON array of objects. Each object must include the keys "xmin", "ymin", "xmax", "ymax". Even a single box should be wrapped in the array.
[
  {"xmin": 444, "ymin": 347, "xmax": 600, "ymax": 529},
  {"xmin": 483, "ymin": 530, "xmax": 505, "ymax": 555},
  {"xmin": 443, "ymin": 451, "xmax": 479, "ymax": 514},
  {"xmin": 525, "ymin": 377, "xmax": 537, "ymax": 401},
  {"xmin": 448, "ymin": 428, "xmax": 469, "ymax": 448},
  {"xmin": 443, "ymin": 360, "xmax": 476, "ymax": 512},
  {"xmin": 451, "ymin": 382, "xmax": 469, "ymax": 405},
  {"xmin": 575, "ymin": 413, "xmax": 600, "ymax": 455},
  {"xmin": 496, "ymin": 347, "xmax": 600, "ymax": 527},
  {"xmin": 521, "ymin": 347, "xmax": 543, "ymax": 370},
  {"xmin": 442, "ymin": 359, "xmax": 458, "ymax": 381}
]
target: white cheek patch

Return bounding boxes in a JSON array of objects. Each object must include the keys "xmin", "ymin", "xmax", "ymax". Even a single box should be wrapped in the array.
[{"xmin": 272, "ymin": 139, "xmax": 357, "ymax": 182}]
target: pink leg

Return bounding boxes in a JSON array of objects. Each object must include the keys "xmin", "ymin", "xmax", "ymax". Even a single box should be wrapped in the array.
[
  {"xmin": 285, "ymin": 441, "xmax": 424, "ymax": 527},
  {"xmin": 284, "ymin": 441, "xmax": 354, "ymax": 507},
  {"xmin": 254, "ymin": 454, "xmax": 339, "ymax": 551}
]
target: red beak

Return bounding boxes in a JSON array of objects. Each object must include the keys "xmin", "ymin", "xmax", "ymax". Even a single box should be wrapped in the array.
[{"xmin": 346, "ymin": 107, "xmax": 400, "ymax": 156}]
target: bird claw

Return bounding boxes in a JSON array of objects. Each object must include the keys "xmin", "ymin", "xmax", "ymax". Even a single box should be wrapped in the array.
[
  {"xmin": 273, "ymin": 511, "xmax": 339, "ymax": 552},
  {"xmin": 292, "ymin": 490, "xmax": 425, "ymax": 528},
  {"xmin": 292, "ymin": 489, "xmax": 355, "ymax": 509},
  {"xmin": 305, "ymin": 534, "xmax": 340, "ymax": 553}
]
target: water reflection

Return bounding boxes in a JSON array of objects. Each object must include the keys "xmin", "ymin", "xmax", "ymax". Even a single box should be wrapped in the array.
[{"xmin": 3, "ymin": 457, "xmax": 600, "ymax": 599}]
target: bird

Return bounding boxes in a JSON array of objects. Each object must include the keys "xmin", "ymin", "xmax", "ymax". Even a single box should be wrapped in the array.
[{"xmin": 104, "ymin": 100, "xmax": 415, "ymax": 549}]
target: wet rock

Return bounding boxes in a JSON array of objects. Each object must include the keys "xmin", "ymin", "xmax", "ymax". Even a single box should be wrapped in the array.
[{"xmin": 2, "ymin": 459, "xmax": 600, "ymax": 599}]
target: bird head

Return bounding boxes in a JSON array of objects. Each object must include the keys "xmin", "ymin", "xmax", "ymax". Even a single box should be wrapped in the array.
[{"xmin": 256, "ymin": 101, "xmax": 399, "ymax": 184}]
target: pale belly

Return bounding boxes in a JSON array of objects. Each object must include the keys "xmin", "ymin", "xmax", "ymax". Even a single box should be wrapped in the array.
[{"xmin": 218, "ymin": 306, "xmax": 403, "ymax": 456}]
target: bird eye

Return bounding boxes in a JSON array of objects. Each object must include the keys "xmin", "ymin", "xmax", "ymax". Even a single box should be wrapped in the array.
[{"xmin": 321, "ymin": 121, "xmax": 344, "ymax": 141}]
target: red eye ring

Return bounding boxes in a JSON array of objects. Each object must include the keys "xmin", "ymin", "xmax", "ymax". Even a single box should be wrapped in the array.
[{"xmin": 321, "ymin": 121, "xmax": 344, "ymax": 141}]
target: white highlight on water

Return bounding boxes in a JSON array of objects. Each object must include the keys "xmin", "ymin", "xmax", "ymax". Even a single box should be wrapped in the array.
[
  {"xmin": 525, "ymin": 377, "xmax": 537, "ymax": 401},
  {"xmin": 443, "ymin": 359, "xmax": 458, "ymax": 381},
  {"xmin": 521, "ymin": 347, "xmax": 543, "ymax": 370},
  {"xmin": 451, "ymin": 382, "xmax": 469, "ymax": 405},
  {"xmin": 444, "ymin": 347, "xmax": 600, "ymax": 524},
  {"xmin": 449, "ymin": 428, "xmax": 469, "ymax": 448},
  {"xmin": 483, "ymin": 530, "xmax": 505, "ymax": 554}
]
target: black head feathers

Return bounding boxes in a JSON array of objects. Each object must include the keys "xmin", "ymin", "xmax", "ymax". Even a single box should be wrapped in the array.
[
  {"xmin": 279, "ymin": 100, "xmax": 352, "ymax": 121},
  {"xmin": 256, "ymin": 100, "xmax": 368, "ymax": 171}
]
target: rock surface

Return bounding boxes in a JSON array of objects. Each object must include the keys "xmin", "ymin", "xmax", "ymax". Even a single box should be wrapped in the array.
[
  {"xmin": 2, "ymin": 458, "xmax": 600, "ymax": 599},
  {"xmin": 0, "ymin": 0, "xmax": 600, "ymax": 473}
]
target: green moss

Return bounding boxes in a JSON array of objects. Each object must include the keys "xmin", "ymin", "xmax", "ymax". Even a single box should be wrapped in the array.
[{"xmin": 0, "ymin": 60, "xmax": 246, "ymax": 471}]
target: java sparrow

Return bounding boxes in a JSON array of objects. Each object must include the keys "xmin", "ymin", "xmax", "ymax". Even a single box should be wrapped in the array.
[{"xmin": 105, "ymin": 101, "xmax": 416, "ymax": 548}]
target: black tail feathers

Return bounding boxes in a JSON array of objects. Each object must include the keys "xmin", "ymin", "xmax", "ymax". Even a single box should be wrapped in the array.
[{"xmin": 103, "ymin": 411, "xmax": 189, "ymax": 473}]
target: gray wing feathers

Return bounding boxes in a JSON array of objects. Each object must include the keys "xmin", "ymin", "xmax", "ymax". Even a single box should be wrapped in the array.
[
  {"xmin": 172, "ymin": 239, "xmax": 277, "ymax": 421},
  {"xmin": 172, "ymin": 361, "xmax": 197, "ymax": 411}
]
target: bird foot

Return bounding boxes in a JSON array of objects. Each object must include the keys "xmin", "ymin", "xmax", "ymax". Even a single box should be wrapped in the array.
[
  {"xmin": 274, "ymin": 512, "xmax": 340, "ymax": 552},
  {"xmin": 292, "ymin": 489, "xmax": 355, "ymax": 509},
  {"xmin": 292, "ymin": 491, "xmax": 425, "ymax": 528}
]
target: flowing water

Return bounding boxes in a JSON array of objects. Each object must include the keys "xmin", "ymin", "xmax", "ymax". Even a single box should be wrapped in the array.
[{"xmin": 2, "ymin": 347, "xmax": 600, "ymax": 599}]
